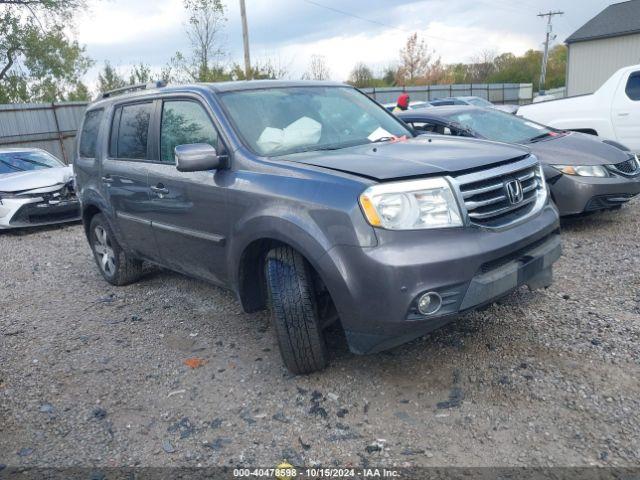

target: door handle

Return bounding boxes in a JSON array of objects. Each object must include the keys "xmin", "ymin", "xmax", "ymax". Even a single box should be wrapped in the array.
[
  {"xmin": 618, "ymin": 112, "xmax": 630, "ymax": 117},
  {"xmin": 150, "ymin": 184, "xmax": 169, "ymax": 195},
  {"xmin": 101, "ymin": 175, "xmax": 112, "ymax": 184}
]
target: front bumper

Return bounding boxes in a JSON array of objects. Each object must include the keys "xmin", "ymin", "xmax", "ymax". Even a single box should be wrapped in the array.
[
  {"xmin": 0, "ymin": 195, "xmax": 80, "ymax": 229},
  {"xmin": 318, "ymin": 204, "xmax": 560, "ymax": 354},
  {"xmin": 549, "ymin": 174, "xmax": 640, "ymax": 215}
]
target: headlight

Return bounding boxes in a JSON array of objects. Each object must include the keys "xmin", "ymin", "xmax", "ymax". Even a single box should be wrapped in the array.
[
  {"xmin": 551, "ymin": 164, "xmax": 609, "ymax": 177},
  {"xmin": 359, "ymin": 177, "xmax": 462, "ymax": 229}
]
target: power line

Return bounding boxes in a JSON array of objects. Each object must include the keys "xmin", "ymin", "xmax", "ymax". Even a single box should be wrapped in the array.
[{"xmin": 300, "ymin": 0, "xmax": 483, "ymax": 48}]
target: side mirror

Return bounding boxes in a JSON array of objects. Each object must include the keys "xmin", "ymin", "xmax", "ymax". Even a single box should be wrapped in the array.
[{"xmin": 175, "ymin": 144, "xmax": 222, "ymax": 172}]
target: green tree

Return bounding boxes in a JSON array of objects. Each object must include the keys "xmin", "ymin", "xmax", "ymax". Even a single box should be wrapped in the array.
[
  {"xmin": 97, "ymin": 62, "xmax": 126, "ymax": 93},
  {"xmin": 0, "ymin": 0, "xmax": 93, "ymax": 102},
  {"xmin": 545, "ymin": 44, "xmax": 567, "ymax": 89},
  {"xmin": 446, "ymin": 63, "xmax": 471, "ymax": 83},
  {"xmin": 66, "ymin": 82, "xmax": 91, "ymax": 101},
  {"xmin": 381, "ymin": 66, "xmax": 397, "ymax": 86},
  {"xmin": 230, "ymin": 58, "xmax": 288, "ymax": 80},
  {"xmin": 129, "ymin": 63, "xmax": 153, "ymax": 84},
  {"xmin": 487, "ymin": 49, "xmax": 543, "ymax": 88},
  {"xmin": 348, "ymin": 63, "xmax": 374, "ymax": 88}
]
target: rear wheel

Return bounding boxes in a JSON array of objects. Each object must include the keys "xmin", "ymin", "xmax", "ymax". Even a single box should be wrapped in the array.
[
  {"xmin": 89, "ymin": 213, "xmax": 142, "ymax": 286},
  {"xmin": 264, "ymin": 246, "xmax": 329, "ymax": 374}
]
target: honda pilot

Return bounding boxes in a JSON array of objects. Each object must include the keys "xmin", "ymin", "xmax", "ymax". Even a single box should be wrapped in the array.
[{"xmin": 74, "ymin": 81, "xmax": 561, "ymax": 373}]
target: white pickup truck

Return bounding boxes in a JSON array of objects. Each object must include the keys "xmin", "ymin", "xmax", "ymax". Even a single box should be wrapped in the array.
[{"xmin": 519, "ymin": 65, "xmax": 640, "ymax": 152}]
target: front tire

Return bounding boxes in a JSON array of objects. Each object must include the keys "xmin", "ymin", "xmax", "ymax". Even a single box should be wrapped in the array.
[
  {"xmin": 265, "ymin": 246, "xmax": 329, "ymax": 374},
  {"xmin": 89, "ymin": 213, "xmax": 142, "ymax": 286}
]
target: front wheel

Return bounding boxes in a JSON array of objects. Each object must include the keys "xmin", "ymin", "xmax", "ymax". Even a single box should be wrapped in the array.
[
  {"xmin": 264, "ymin": 246, "xmax": 329, "ymax": 374},
  {"xmin": 89, "ymin": 213, "xmax": 142, "ymax": 286}
]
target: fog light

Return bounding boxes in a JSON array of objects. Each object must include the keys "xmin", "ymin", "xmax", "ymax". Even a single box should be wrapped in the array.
[{"xmin": 417, "ymin": 292, "xmax": 442, "ymax": 315}]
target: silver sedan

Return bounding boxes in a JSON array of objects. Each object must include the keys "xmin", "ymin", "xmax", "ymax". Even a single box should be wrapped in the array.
[{"xmin": 0, "ymin": 148, "xmax": 80, "ymax": 229}]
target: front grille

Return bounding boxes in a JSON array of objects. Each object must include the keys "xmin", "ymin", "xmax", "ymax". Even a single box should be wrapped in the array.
[
  {"xmin": 452, "ymin": 156, "xmax": 543, "ymax": 228},
  {"xmin": 609, "ymin": 157, "xmax": 640, "ymax": 176}
]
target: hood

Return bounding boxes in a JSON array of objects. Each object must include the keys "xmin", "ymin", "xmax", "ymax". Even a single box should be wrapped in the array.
[
  {"xmin": 528, "ymin": 132, "xmax": 630, "ymax": 166},
  {"xmin": 0, "ymin": 165, "xmax": 74, "ymax": 193},
  {"xmin": 279, "ymin": 136, "xmax": 530, "ymax": 181}
]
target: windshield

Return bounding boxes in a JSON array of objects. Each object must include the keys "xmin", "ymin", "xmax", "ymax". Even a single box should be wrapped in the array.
[
  {"xmin": 219, "ymin": 86, "xmax": 412, "ymax": 156},
  {"xmin": 0, "ymin": 150, "xmax": 64, "ymax": 174},
  {"xmin": 445, "ymin": 109, "xmax": 554, "ymax": 144},
  {"xmin": 466, "ymin": 97, "xmax": 492, "ymax": 107}
]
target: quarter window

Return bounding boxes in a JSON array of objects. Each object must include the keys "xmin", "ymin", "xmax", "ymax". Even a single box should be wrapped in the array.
[
  {"xmin": 625, "ymin": 71, "xmax": 640, "ymax": 101},
  {"xmin": 79, "ymin": 109, "xmax": 103, "ymax": 158},
  {"xmin": 160, "ymin": 100, "xmax": 219, "ymax": 163},
  {"xmin": 111, "ymin": 102, "xmax": 153, "ymax": 159}
]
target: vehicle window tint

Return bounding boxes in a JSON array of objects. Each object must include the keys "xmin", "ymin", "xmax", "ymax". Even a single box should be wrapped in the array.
[
  {"xmin": 160, "ymin": 101, "xmax": 219, "ymax": 163},
  {"xmin": 115, "ymin": 103, "xmax": 153, "ymax": 159},
  {"xmin": 625, "ymin": 72, "xmax": 640, "ymax": 101},
  {"xmin": 79, "ymin": 109, "xmax": 103, "ymax": 158}
]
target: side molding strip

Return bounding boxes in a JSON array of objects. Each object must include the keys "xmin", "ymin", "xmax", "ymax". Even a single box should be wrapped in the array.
[
  {"xmin": 115, "ymin": 211, "xmax": 226, "ymax": 245},
  {"xmin": 152, "ymin": 221, "xmax": 226, "ymax": 245},
  {"xmin": 116, "ymin": 211, "xmax": 151, "ymax": 226}
]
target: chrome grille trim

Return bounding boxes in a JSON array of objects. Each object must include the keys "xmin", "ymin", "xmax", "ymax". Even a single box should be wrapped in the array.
[
  {"xmin": 468, "ymin": 194, "xmax": 537, "ymax": 220},
  {"xmin": 449, "ymin": 155, "xmax": 546, "ymax": 228}
]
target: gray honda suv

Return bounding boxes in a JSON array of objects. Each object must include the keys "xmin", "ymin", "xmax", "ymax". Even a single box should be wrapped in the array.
[{"xmin": 74, "ymin": 80, "xmax": 561, "ymax": 373}]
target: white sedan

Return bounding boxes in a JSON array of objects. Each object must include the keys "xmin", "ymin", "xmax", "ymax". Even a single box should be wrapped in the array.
[{"xmin": 0, "ymin": 148, "xmax": 80, "ymax": 229}]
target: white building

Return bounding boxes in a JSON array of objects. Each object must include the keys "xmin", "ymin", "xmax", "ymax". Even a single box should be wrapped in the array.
[{"xmin": 566, "ymin": 0, "xmax": 640, "ymax": 96}]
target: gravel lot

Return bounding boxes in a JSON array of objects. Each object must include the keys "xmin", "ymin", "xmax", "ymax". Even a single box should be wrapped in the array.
[{"xmin": 1, "ymin": 202, "xmax": 639, "ymax": 469}]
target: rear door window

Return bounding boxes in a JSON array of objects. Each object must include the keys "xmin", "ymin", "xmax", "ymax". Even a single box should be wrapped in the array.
[
  {"xmin": 79, "ymin": 109, "xmax": 104, "ymax": 158},
  {"xmin": 160, "ymin": 100, "xmax": 219, "ymax": 163},
  {"xmin": 110, "ymin": 102, "xmax": 153, "ymax": 159},
  {"xmin": 625, "ymin": 71, "xmax": 640, "ymax": 101}
]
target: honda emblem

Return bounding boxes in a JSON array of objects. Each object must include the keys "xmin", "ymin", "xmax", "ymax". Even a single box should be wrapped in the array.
[{"xmin": 505, "ymin": 179, "xmax": 524, "ymax": 205}]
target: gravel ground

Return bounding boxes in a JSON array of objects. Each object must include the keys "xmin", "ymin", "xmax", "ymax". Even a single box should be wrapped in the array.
[{"xmin": 1, "ymin": 202, "xmax": 639, "ymax": 469}]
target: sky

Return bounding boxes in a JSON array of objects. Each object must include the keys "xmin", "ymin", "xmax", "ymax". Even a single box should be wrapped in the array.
[{"xmin": 76, "ymin": 0, "xmax": 617, "ymax": 86}]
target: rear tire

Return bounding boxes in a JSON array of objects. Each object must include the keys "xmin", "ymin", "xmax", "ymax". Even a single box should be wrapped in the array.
[
  {"xmin": 265, "ymin": 246, "xmax": 329, "ymax": 374},
  {"xmin": 89, "ymin": 213, "xmax": 142, "ymax": 286}
]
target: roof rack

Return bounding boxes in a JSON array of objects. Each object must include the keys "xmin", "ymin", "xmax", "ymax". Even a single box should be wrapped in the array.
[{"xmin": 100, "ymin": 80, "xmax": 167, "ymax": 99}]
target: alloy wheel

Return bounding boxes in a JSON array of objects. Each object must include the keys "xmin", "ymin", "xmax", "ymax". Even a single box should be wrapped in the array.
[{"xmin": 93, "ymin": 226, "xmax": 116, "ymax": 276}]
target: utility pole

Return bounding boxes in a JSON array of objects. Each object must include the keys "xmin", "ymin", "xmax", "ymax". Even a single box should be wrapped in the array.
[
  {"xmin": 538, "ymin": 10, "xmax": 563, "ymax": 94},
  {"xmin": 239, "ymin": 0, "xmax": 252, "ymax": 80}
]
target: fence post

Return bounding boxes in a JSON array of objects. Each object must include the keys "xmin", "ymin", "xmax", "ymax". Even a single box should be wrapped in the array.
[{"xmin": 51, "ymin": 102, "xmax": 68, "ymax": 164}]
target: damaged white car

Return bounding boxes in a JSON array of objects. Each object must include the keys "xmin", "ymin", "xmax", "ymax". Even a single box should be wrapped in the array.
[{"xmin": 0, "ymin": 148, "xmax": 80, "ymax": 229}]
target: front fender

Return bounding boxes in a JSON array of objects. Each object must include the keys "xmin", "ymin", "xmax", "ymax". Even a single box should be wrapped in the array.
[{"xmin": 227, "ymin": 212, "xmax": 337, "ymax": 289}]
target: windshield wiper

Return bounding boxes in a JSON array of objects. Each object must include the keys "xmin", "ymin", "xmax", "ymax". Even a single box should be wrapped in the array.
[
  {"xmin": 370, "ymin": 136, "xmax": 396, "ymax": 143},
  {"xmin": 0, "ymin": 159, "xmax": 24, "ymax": 171},
  {"xmin": 14, "ymin": 157, "xmax": 51, "ymax": 168},
  {"xmin": 527, "ymin": 132, "xmax": 553, "ymax": 143}
]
